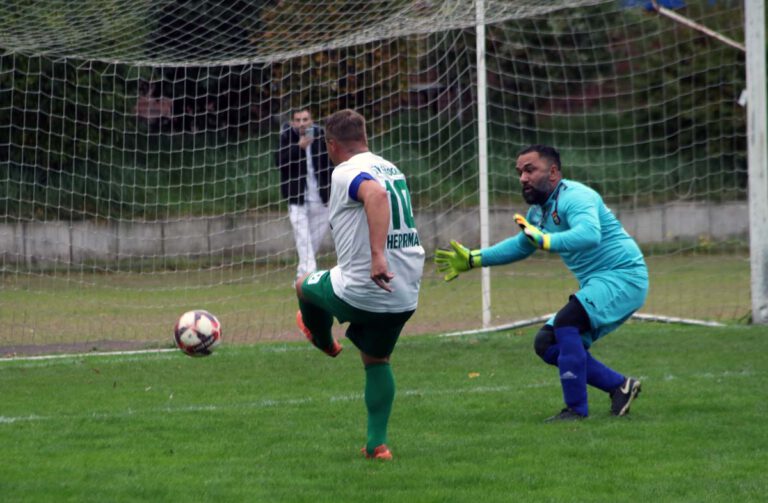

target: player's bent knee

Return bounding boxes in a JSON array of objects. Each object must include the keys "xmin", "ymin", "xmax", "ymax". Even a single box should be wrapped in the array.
[
  {"xmin": 534, "ymin": 326, "xmax": 556, "ymax": 360},
  {"xmin": 295, "ymin": 273, "xmax": 310, "ymax": 297}
]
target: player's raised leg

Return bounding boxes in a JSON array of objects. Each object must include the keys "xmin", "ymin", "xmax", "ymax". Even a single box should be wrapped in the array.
[{"xmin": 295, "ymin": 271, "xmax": 342, "ymax": 357}]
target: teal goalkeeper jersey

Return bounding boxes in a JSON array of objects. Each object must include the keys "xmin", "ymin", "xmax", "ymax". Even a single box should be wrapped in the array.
[{"xmin": 480, "ymin": 179, "xmax": 646, "ymax": 284}]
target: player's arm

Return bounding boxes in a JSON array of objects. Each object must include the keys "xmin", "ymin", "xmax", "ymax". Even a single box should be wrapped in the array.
[
  {"xmin": 515, "ymin": 195, "xmax": 602, "ymax": 252},
  {"xmin": 480, "ymin": 234, "xmax": 536, "ymax": 264},
  {"xmin": 549, "ymin": 220, "xmax": 600, "ymax": 251},
  {"xmin": 435, "ymin": 234, "xmax": 534, "ymax": 281},
  {"xmin": 546, "ymin": 199, "xmax": 601, "ymax": 251},
  {"xmin": 357, "ymin": 178, "xmax": 395, "ymax": 292}
]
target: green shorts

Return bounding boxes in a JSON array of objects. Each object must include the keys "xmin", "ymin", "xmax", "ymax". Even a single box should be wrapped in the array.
[{"xmin": 301, "ymin": 270, "xmax": 415, "ymax": 358}]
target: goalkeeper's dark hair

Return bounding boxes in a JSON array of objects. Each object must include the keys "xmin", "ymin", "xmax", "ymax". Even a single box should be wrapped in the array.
[
  {"xmin": 325, "ymin": 109, "xmax": 367, "ymax": 143},
  {"xmin": 519, "ymin": 144, "xmax": 562, "ymax": 172}
]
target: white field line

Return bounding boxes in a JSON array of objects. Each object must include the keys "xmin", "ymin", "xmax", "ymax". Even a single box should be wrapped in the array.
[
  {"xmin": 0, "ymin": 414, "xmax": 47, "ymax": 424},
  {"xmin": 1, "ymin": 342, "xmax": 443, "ymax": 369},
  {"xmin": 0, "ymin": 333, "xmax": 486, "ymax": 367},
  {"xmin": 0, "ymin": 369, "xmax": 756, "ymax": 427},
  {"xmin": 0, "ymin": 343, "xmax": 343, "ymax": 365},
  {"xmin": 0, "ymin": 348, "xmax": 178, "ymax": 363},
  {"xmin": 0, "ymin": 346, "xmax": 319, "ymax": 368}
]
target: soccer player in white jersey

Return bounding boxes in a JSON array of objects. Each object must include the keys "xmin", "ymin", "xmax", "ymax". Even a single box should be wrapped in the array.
[{"xmin": 294, "ymin": 109, "xmax": 425, "ymax": 460}]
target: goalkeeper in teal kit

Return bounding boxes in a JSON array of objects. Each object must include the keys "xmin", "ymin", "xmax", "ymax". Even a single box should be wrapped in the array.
[{"xmin": 436, "ymin": 145, "xmax": 647, "ymax": 421}]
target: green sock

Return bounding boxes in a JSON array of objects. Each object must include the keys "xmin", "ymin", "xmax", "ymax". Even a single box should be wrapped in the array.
[
  {"xmin": 365, "ymin": 362, "xmax": 395, "ymax": 453},
  {"xmin": 298, "ymin": 299, "xmax": 334, "ymax": 349}
]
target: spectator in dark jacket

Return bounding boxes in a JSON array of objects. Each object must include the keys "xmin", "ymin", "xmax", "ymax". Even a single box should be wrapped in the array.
[{"xmin": 276, "ymin": 108, "xmax": 334, "ymax": 280}]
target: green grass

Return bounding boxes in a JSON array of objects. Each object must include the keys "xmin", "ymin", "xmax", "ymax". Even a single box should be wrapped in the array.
[
  {"xmin": 1, "ymin": 323, "xmax": 767, "ymax": 502},
  {"xmin": 0, "ymin": 253, "xmax": 751, "ymax": 351}
]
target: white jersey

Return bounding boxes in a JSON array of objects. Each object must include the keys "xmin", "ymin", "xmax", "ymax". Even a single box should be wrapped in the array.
[{"xmin": 328, "ymin": 151, "xmax": 425, "ymax": 313}]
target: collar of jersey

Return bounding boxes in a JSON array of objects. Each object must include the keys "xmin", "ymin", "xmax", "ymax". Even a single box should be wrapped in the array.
[{"xmin": 540, "ymin": 179, "xmax": 566, "ymax": 210}]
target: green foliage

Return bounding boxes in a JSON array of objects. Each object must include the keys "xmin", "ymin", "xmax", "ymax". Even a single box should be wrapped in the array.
[
  {"xmin": 267, "ymin": 42, "xmax": 412, "ymax": 125},
  {"xmin": 0, "ymin": 0, "xmax": 153, "ymax": 60},
  {"xmin": 0, "ymin": 53, "xmax": 141, "ymax": 219},
  {"xmin": 1, "ymin": 127, "xmax": 281, "ymax": 220},
  {"xmin": 147, "ymin": 0, "xmax": 269, "ymax": 61},
  {"xmin": 0, "ymin": 0, "xmax": 154, "ymax": 219},
  {"xmin": 258, "ymin": 1, "xmax": 419, "ymax": 124},
  {"xmin": 613, "ymin": 1, "xmax": 746, "ymax": 163},
  {"xmin": 485, "ymin": 5, "xmax": 621, "ymax": 133},
  {"xmin": 1, "ymin": 324, "xmax": 767, "ymax": 501},
  {"xmin": 0, "ymin": 0, "xmax": 749, "ymax": 219},
  {"xmin": 483, "ymin": 1, "xmax": 746, "ymax": 156},
  {"xmin": 145, "ymin": 0, "xmax": 274, "ymax": 137},
  {"xmin": 378, "ymin": 110, "xmax": 480, "ymax": 208}
]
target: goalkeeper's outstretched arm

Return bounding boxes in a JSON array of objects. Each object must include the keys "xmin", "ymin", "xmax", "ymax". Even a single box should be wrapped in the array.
[{"xmin": 434, "ymin": 234, "xmax": 535, "ymax": 282}]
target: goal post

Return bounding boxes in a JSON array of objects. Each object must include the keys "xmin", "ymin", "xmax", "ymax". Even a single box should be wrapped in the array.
[
  {"xmin": 0, "ymin": 0, "xmax": 757, "ymax": 354},
  {"xmin": 475, "ymin": 0, "xmax": 492, "ymax": 329},
  {"xmin": 744, "ymin": 0, "xmax": 768, "ymax": 324}
]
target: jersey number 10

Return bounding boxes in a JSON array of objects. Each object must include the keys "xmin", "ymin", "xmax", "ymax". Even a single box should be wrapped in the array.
[{"xmin": 385, "ymin": 179, "xmax": 415, "ymax": 230}]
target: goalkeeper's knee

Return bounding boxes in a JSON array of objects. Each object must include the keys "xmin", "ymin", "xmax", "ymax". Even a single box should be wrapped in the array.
[{"xmin": 534, "ymin": 325, "xmax": 558, "ymax": 365}]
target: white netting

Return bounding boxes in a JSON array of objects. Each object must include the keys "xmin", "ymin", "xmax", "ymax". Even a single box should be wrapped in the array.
[
  {"xmin": 0, "ymin": 1, "xmax": 611, "ymax": 64},
  {"xmin": 0, "ymin": 0, "xmax": 750, "ymax": 354}
]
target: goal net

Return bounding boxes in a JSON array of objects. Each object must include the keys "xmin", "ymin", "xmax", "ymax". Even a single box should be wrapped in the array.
[{"xmin": 0, "ymin": 0, "xmax": 750, "ymax": 355}]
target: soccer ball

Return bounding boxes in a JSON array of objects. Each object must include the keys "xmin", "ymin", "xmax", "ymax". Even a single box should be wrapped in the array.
[{"xmin": 173, "ymin": 310, "xmax": 221, "ymax": 357}]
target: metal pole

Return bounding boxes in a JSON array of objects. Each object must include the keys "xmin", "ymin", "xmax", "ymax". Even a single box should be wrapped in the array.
[
  {"xmin": 651, "ymin": 0, "xmax": 745, "ymax": 52},
  {"xmin": 745, "ymin": 0, "xmax": 768, "ymax": 323},
  {"xmin": 476, "ymin": 0, "xmax": 491, "ymax": 328}
]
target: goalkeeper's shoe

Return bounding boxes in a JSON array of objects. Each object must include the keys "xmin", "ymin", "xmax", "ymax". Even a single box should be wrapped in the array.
[
  {"xmin": 544, "ymin": 407, "xmax": 586, "ymax": 423},
  {"xmin": 610, "ymin": 377, "xmax": 641, "ymax": 416},
  {"xmin": 362, "ymin": 444, "xmax": 393, "ymax": 461},
  {"xmin": 296, "ymin": 311, "xmax": 342, "ymax": 358}
]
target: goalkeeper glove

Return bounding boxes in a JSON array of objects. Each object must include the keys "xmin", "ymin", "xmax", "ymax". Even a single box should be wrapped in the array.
[
  {"xmin": 514, "ymin": 213, "xmax": 551, "ymax": 250},
  {"xmin": 434, "ymin": 240, "xmax": 482, "ymax": 282}
]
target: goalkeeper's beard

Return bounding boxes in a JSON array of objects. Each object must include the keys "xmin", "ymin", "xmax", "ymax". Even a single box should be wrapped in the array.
[{"xmin": 522, "ymin": 185, "xmax": 550, "ymax": 206}]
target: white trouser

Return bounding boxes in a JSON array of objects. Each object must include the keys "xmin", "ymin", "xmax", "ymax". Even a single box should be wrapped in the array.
[{"xmin": 288, "ymin": 201, "xmax": 330, "ymax": 278}]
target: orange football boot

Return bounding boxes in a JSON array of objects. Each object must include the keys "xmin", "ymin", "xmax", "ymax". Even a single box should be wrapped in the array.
[
  {"xmin": 362, "ymin": 444, "xmax": 393, "ymax": 460},
  {"xmin": 296, "ymin": 311, "xmax": 342, "ymax": 357}
]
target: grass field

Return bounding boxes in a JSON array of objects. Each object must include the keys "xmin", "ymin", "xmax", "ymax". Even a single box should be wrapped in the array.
[
  {"xmin": 2, "ymin": 323, "xmax": 767, "ymax": 502},
  {"xmin": 0, "ymin": 253, "xmax": 751, "ymax": 352}
]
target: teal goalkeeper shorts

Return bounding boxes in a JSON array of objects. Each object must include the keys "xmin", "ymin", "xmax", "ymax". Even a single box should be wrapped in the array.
[
  {"xmin": 300, "ymin": 270, "xmax": 415, "ymax": 358},
  {"xmin": 548, "ymin": 268, "xmax": 649, "ymax": 348}
]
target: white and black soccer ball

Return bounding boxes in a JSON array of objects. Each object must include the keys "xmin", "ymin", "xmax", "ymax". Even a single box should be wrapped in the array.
[{"xmin": 173, "ymin": 310, "xmax": 221, "ymax": 357}]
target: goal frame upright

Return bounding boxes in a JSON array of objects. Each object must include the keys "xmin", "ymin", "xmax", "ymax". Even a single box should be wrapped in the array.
[{"xmin": 745, "ymin": 0, "xmax": 768, "ymax": 324}]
